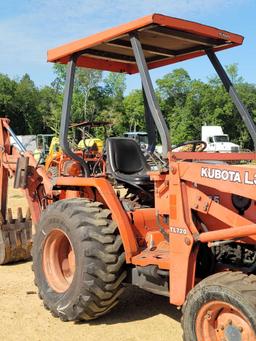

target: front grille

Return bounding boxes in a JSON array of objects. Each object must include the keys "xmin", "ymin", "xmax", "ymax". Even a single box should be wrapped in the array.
[{"xmin": 231, "ymin": 146, "xmax": 239, "ymax": 152}]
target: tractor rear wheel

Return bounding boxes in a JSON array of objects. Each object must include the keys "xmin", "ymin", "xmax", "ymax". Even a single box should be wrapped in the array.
[
  {"xmin": 32, "ymin": 198, "xmax": 126, "ymax": 321},
  {"xmin": 182, "ymin": 272, "xmax": 256, "ymax": 341}
]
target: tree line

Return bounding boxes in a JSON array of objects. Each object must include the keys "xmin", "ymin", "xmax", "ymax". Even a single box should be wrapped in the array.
[{"xmin": 1, "ymin": 63, "xmax": 256, "ymax": 149}]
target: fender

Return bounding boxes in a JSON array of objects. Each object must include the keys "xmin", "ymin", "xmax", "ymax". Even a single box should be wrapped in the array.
[{"xmin": 54, "ymin": 176, "xmax": 138, "ymax": 262}]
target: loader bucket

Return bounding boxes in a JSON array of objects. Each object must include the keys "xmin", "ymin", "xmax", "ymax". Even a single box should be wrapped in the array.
[{"xmin": 0, "ymin": 207, "xmax": 32, "ymax": 264}]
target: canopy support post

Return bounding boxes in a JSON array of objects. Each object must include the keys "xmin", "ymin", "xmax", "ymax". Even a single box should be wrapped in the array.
[
  {"xmin": 60, "ymin": 55, "xmax": 90, "ymax": 176},
  {"xmin": 206, "ymin": 49, "xmax": 256, "ymax": 150},
  {"xmin": 130, "ymin": 33, "xmax": 171, "ymax": 158}
]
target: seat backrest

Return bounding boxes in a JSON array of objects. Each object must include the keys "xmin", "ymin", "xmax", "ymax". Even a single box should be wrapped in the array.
[{"xmin": 106, "ymin": 137, "xmax": 149, "ymax": 175}]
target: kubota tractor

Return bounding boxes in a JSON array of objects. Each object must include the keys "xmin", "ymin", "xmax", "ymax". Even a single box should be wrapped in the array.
[{"xmin": 2, "ymin": 13, "xmax": 256, "ymax": 341}]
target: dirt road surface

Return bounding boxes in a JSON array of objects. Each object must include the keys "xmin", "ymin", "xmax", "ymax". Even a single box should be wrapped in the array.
[{"xmin": 0, "ymin": 186, "xmax": 183, "ymax": 341}]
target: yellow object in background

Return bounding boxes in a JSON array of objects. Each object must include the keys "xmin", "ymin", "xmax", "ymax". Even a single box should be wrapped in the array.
[
  {"xmin": 33, "ymin": 148, "xmax": 41, "ymax": 162},
  {"xmin": 49, "ymin": 137, "xmax": 61, "ymax": 155},
  {"xmin": 78, "ymin": 138, "xmax": 103, "ymax": 153}
]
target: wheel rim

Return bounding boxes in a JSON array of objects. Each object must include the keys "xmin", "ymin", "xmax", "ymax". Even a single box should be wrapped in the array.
[
  {"xmin": 43, "ymin": 229, "xmax": 75, "ymax": 293},
  {"xmin": 196, "ymin": 300, "xmax": 255, "ymax": 341}
]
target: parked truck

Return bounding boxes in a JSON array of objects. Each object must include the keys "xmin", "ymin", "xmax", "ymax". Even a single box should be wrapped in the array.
[
  {"xmin": 201, "ymin": 125, "xmax": 240, "ymax": 152},
  {"xmin": 124, "ymin": 131, "xmax": 163, "ymax": 154}
]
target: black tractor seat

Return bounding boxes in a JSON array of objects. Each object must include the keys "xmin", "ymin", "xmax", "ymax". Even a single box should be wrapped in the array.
[{"xmin": 106, "ymin": 137, "xmax": 152, "ymax": 187}]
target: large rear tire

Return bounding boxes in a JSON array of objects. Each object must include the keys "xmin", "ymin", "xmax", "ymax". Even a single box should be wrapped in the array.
[
  {"xmin": 182, "ymin": 272, "xmax": 256, "ymax": 341},
  {"xmin": 32, "ymin": 198, "xmax": 126, "ymax": 321}
]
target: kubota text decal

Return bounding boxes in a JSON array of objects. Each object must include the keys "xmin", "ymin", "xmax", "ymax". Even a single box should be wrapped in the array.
[{"xmin": 201, "ymin": 167, "xmax": 256, "ymax": 185}]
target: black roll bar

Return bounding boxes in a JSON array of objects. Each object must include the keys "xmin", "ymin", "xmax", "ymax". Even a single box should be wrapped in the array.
[
  {"xmin": 142, "ymin": 86, "xmax": 157, "ymax": 153},
  {"xmin": 130, "ymin": 33, "xmax": 171, "ymax": 158},
  {"xmin": 206, "ymin": 49, "xmax": 256, "ymax": 150},
  {"xmin": 60, "ymin": 55, "xmax": 90, "ymax": 176}
]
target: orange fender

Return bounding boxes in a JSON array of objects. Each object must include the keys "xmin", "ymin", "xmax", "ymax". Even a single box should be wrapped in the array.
[{"xmin": 55, "ymin": 177, "xmax": 138, "ymax": 262}]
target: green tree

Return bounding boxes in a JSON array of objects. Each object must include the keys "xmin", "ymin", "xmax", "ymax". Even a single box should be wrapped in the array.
[
  {"xmin": 1, "ymin": 61, "xmax": 255, "ymax": 151},
  {"xmin": 0, "ymin": 74, "xmax": 20, "ymax": 131},
  {"xmin": 51, "ymin": 63, "xmax": 67, "ymax": 94},
  {"xmin": 50, "ymin": 64, "xmax": 103, "ymax": 124},
  {"xmin": 98, "ymin": 73, "xmax": 127, "ymax": 136},
  {"xmin": 13, "ymin": 74, "xmax": 43, "ymax": 134},
  {"xmin": 156, "ymin": 68, "xmax": 191, "ymax": 110},
  {"xmin": 75, "ymin": 69, "xmax": 103, "ymax": 121},
  {"xmin": 123, "ymin": 90, "xmax": 145, "ymax": 132},
  {"xmin": 40, "ymin": 86, "xmax": 62, "ymax": 135}
]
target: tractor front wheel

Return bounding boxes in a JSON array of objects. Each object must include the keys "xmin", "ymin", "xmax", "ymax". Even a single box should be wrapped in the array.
[
  {"xmin": 32, "ymin": 198, "xmax": 126, "ymax": 321},
  {"xmin": 182, "ymin": 272, "xmax": 256, "ymax": 341}
]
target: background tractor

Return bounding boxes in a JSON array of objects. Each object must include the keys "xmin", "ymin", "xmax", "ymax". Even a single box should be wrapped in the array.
[
  {"xmin": 2, "ymin": 13, "xmax": 256, "ymax": 341},
  {"xmin": 44, "ymin": 120, "xmax": 111, "ymax": 177},
  {"xmin": 34, "ymin": 133, "xmax": 54, "ymax": 164}
]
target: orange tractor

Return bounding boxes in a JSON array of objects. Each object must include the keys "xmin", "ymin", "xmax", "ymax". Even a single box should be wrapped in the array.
[
  {"xmin": 45, "ymin": 120, "xmax": 111, "ymax": 177},
  {"xmin": 2, "ymin": 13, "xmax": 256, "ymax": 340}
]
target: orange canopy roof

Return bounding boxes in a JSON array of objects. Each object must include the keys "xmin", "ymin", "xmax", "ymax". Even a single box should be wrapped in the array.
[{"xmin": 48, "ymin": 13, "xmax": 244, "ymax": 74}]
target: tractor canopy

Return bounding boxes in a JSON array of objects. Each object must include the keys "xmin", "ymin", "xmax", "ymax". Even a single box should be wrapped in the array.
[{"xmin": 48, "ymin": 13, "xmax": 244, "ymax": 74}]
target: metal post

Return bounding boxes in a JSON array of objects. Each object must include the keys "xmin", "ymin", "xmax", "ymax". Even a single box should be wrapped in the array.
[
  {"xmin": 206, "ymin": 49, "xmax": 256, "ymax": 150},
  {"xmin": 0, "ymin": 120, "xmax": 9, "ymax": 219},
  {"xmin": 60, "ymin": 55, "xmax": 90, "ymax": 176},
  {"xmin": 4, "ymin": 125, "xmax": 26, "ymax": 152},
  {"xmin": 142, "ymin": 85, "xmax": 156, "ymax": 153},
  {"xmin": 130, "ymin": 33, "xmax": 171, "ymax": 158}
]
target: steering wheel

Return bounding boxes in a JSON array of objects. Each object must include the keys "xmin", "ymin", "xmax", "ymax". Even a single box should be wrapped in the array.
[{"xmin": 173, "ymin": 140, "xmax": 207, "ymax": 152}]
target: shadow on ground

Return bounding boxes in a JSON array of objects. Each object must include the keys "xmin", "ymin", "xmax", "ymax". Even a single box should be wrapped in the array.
[{"xmin": 77, "ymin": 285, "xmax": 181, "ymax": 326}]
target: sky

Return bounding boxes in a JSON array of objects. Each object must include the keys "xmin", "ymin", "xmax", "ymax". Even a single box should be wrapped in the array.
[{"xmin": 0, "ymin": 0, "xmax": 255, "ymax": 92}]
